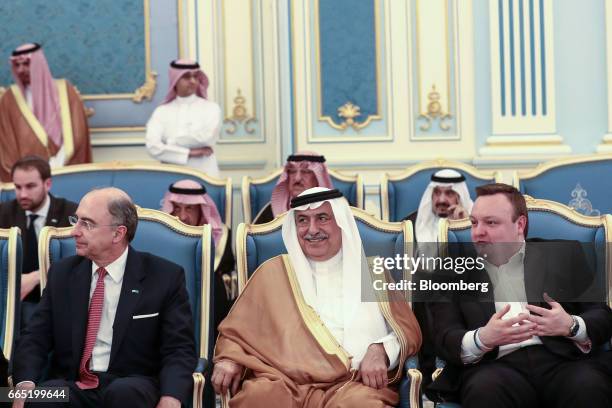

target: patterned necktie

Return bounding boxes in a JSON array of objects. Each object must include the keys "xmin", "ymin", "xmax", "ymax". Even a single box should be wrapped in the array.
[{"xmin": 76, "ymin": 267, "xmax": 107, "ymax": 389}]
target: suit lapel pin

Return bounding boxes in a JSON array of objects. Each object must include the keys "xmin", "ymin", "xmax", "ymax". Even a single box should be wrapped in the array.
[
  {"xmin": 131, "ymin": 289, "xmax": 140, "ymax": 294},
  {"xmin": 51, "ymin": 218, "xmax": 58, "ymax": 224}
]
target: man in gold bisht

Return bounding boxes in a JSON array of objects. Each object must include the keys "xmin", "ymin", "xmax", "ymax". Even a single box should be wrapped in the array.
[
  {"xmin": 212, "ymin": 187, "xmax": 422, "ymax": 407},
  {"xmin": 0, "ymin": 43, "xmax": 92, "ymax": 182}
]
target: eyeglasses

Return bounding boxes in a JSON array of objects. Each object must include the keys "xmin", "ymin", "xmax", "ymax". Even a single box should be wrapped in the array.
[{"xmin": 68, "ymin": 215, "xmax": 120, "ymax": 231}]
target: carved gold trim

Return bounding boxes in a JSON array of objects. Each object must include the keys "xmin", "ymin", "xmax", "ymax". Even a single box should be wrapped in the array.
[
  {"xmin": 223, "ymin": 88, "xmax": 257, "ymax": 134},
  {"xmin": 314, "ymin": 0, "xmax": 383, "ymax": 131},
  {"xmin": 0, "ymin": 227, "xmax": 19, "ymax": 360},
  {"xmin": 0, "ymin": 86, "xmax": 6, "ymax": 99},
  {"xmin": 380, "ymin": 159, "xmax": 502, "ymax": 221},
  {"xmin": 241, "ymin": 168, "xmax": 363, "ymax": 224},
  {"xmin": 131, "ymin": 70, "xmax": 158, "ymax": 103},
  {"xmin": 417, "ymin": 84, "xmax": 452, "ymax": 131},
  {"xmin": 335, "ymin": 101, "xmax": 372, "ymax": 131},
  {"xmin": 407, "ymin": 368, "xmax": 423, "ymax": 408}
]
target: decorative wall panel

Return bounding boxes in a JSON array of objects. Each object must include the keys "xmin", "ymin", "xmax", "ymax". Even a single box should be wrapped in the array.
[
  {"xmin": 316, "ymin": 0, "xmax": 380, "ymax": 131},
  {"xmin": 414, "ymin": 0, "xmax": 455, "ymax": 136},
  {"xmin": 0, "ymin": 0, "xmax": 146, "ymax": 98},
  {"xmin": 489, "ymin": 0, "xmax": 556, "ymax": 134}
]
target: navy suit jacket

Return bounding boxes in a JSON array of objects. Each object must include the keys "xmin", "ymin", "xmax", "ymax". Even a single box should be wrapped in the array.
[{"xmin": 13, "ymin": 247, "xmax": 198, "ymax": 404}]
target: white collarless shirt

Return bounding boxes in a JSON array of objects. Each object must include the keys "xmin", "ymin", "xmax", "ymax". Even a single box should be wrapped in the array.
[
  {"xmin": 146, "ymin": 94, "xmax": 222, "ymax": 177},
  {"xmin": 308, "ymin": 252, "xmax": 400, "ymax": 369}
]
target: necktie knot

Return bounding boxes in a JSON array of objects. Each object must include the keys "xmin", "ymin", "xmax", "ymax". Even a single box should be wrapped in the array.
[
  {"xmin": 28, "ymin": 213, "xmax": 38, "ymax": 225},
  {"xmin": 97, "ymin": 267, "xmax": 107, "ymax": 280}
]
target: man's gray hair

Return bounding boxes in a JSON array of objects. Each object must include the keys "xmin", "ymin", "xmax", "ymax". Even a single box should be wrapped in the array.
[{"xmin": 107, "ymin": 194, "xmax": 138, "ymax": 242}]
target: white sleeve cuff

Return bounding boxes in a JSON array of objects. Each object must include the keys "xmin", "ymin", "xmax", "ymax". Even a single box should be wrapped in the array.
[
  {"xmin": 569, "ymin": 315, "xmax": 592, "ymax": 353},
  {"xmin": 461, "ymin": 330, "xmax": 487, "ymax": 364},
  {"xmin": 16, "ymin": 381, "xmax": 35, "ymax": 388},
  {"xmin": 374, "ymin": 332, "xmax": 401, "ymax": 370}
]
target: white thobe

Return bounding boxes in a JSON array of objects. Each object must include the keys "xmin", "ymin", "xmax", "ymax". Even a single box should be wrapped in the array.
[
  {"xmin": 309, "ymin": 252, "xmax": 401, "ymax": 369},
  {"xmin": 146, "ymin": 94, "xmax": 222, "ymax": 178}
]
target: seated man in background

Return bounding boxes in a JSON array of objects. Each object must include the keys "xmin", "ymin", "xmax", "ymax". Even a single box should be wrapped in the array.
[
  {"xmin": 253, "ymin": 151, "xmax": 333, "ymax": 224},
  {"xmin": 0, "ymin": 43, "xmax": 92, "ymax": 182},
  {"xmin": 427, "ymin": 183, "xmax": 612, "ymax": 407},
  {"xmin": 407, "ymin": 169, "xmax": 473, "ymax": 243},
  {"xmin": 0, "ymin": 156, "xmax": 77, "ymax": 324},
  {"xmin": 161, "ymin": 179, "xmax": 236, "ymax": 330},
  {"xmin": 13, "ymin": 187, "xmax": 197, "ymax": 408},
  {"xmin": 146, "ymin": 59, "xmax": 222, "ymax": 178},
  {"xmin": 212, "ymin": 187, "xmax": 422, "ymax": 407},
  {"xmin": 407, "ymin": 168, "xmax": 474, "ymax": 389}
]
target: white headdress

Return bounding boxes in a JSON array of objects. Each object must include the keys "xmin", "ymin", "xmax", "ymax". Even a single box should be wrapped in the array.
[
  {"xmin": 281, "ymin": 187, "xmax": 388, "ymax": 368},
  {"xmin": 415, "ymin": 169, "xmax": 473, "ymax": 243}
]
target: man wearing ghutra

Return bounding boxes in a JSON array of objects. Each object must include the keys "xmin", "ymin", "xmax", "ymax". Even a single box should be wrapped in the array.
[
  {"xmin": 253, "ymin": 151, "xmax": 333, "ymax": 224},
  {"xmin": 0, "ymin": 43, "xmax": 92, "ymax": 182},
  {"xmin": 161, "ymin": 179, "xmax": 236, "ymax": 330},
  {"xmin": 407, "ymin": 169, "xmax": 473, "ymax": 243},
  {"xmin": 146, "ymin": 59, "xmax": 222, "ymax": 178},
  {"xmin": 404, "ymin": 169, "xmax": 473, "ymax": 390},
  {"xmin": 212, "ymin": 187, "xmax": 421, "ymax": 407}
]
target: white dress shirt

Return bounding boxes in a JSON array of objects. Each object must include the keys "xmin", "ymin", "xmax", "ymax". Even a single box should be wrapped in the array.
[
  {"xmin": 146, "ymin": 94, "xmax": 222, "ymax": 177},
  {"xmin": 25, "ymin": 193, "xmax": 50, "ymax": 237},
  {"xmin": 461, "ymin": 244, "xmax": 590, "ymax": 364},
  {"xmin": 89, "ymin": 246, "xmax": 129, "ymax": 372},
  {"xmin": 309, "ymin": 252, "xmax": 401, "ymax": 369}
]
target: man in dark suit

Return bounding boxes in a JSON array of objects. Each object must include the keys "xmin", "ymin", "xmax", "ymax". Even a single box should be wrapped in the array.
[
  {"xmin": 0, "ymin": 156, "xmax": 77, "ymax": 320},
  {"xmin": 12, "ymin": 188, "xmax": 197, "ymax": 408},
  {"xmin": 427, "ymin": 183, "xmax": 611, "ymax": 408}
]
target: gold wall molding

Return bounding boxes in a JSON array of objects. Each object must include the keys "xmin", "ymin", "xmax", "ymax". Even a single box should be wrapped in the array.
[
  {"xmin": 335, "ymin": 101, "xmax": 369, "ymax": 131},
  {"xmin": 223, "ymin": 88, "xmax": 257, "ymax": 134},
  {"xmin": 418, "ymin": 85, "xmax": 451, "ymax": 131},
  {"xmin": 132, "ymin": 71, "xmax": 158, "ymax": 103}
]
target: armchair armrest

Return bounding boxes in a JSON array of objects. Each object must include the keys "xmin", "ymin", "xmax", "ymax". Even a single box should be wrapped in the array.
[
  {"xmin": 192, "ymin": 358, "xmax": 208, "ymax": 408},
  {"xmin": 432, "ymin": 357, "xmax": 446, "ymax": 382},
  {"xmin": 195, "ymin": 357, "xmax": 208, "ymax": 374},
  {"xmin": 399, "ymin": 355, "xmax": 422, "ymax": 408}
]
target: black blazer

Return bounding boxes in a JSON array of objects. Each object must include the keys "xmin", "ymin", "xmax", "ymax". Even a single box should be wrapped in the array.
[
  {"xmin": 0, "ymin": 193, "xmax": 78, "ymax": 234},
  {"xmin": 0, "ymin": 194, "xmax": 78, "ymax": 302},
  {"xmin": 13, "ymin": 247, "xmax": 198, "ymax": 404},
  {"xmin": 427, "ymin": 240, "xmax": 612, "ymax": 398}
]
